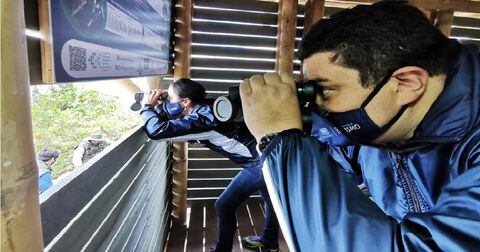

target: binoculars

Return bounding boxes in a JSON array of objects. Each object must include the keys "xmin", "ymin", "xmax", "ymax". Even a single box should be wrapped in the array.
[
  {"xmin": 213, "ymin": 81, "xmax": 317, "ymax": 125},
  {"xmin": 130, "ymin": 92, "xmax": 169, "ymax": 111}
]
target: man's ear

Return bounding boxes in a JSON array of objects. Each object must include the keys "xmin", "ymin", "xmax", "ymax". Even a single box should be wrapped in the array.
[{"xmin": 392, "ymin": 66, "xmax": 428, "ymax": 106}]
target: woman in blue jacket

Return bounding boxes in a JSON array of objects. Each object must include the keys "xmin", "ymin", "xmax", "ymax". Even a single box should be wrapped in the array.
[{"xmin": 140, "ymin": 79, "xmax": 279, "ymax": 252}]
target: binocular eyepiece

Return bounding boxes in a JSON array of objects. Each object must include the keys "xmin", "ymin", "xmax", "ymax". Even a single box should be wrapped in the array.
[{"xmin": 213, "ymin": 81, "xmax": 317, "ymax": 123}]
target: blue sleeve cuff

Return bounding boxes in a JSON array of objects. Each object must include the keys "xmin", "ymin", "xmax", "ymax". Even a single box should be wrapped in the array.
[{"xmin": 260, "ymin": 128, "xmax": 305, "ymax": 164}]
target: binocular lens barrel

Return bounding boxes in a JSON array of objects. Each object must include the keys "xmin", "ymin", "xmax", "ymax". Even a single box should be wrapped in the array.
[{"xmin": 213, "ymin": 81, "xmax": 317, "ymax": 122}]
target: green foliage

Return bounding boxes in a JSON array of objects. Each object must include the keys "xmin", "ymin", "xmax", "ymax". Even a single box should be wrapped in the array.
[{"xmin": 31, "ymin": 84, "xmax": 141, "ymax": 178}]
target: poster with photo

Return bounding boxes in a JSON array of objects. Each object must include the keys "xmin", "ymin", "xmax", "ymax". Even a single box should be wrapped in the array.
[{"xmin": 50, "ymin": 0, "xmax": 172, "ymax": 82}]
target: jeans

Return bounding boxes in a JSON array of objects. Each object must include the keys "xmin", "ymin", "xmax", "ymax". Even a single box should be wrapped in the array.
[{"xmin": 214, "ymin": 166, "xmax": 279, "ymax": 252}]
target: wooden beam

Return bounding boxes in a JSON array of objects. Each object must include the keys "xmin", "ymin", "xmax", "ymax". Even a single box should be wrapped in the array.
[
  {"xmin": 303, "ymin": 0, "xmax": 326, "ymax": 33},
  {"xmin": 171, "ymin": 0, "xmax": 193, "ymax": 225},
  {"xmin": 275, "ymin": 0, "xmax": 298, "ymax": 74},
  {"xmin": 421, "ymin": 9, "xmax": 438, "ymax": 23},
  {"xmin": 38, "ymin": 0, "xmax": 53, "ymax": 83},
  {"xmin": 435, "ymin": 9, "xmax": 455, "ymax": 36},
  {"xmin": 1, "ymin": 0, "xmax": 44, "ymax": 251}
]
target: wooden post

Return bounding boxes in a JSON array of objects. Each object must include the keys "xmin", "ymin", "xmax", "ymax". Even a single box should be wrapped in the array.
[
  {"xmin": 434, "ymin": 9, "xmax": 455, "ymax": 36},
  {"xmin": 171, "ymin": 0, "xmax": 193, "ymax": 224},
  {"xmin": 303, "ymin": 0, "xmax": 325, "ymax": 34},
  {"xmin": 38, "ymin": 0, "xmax": 53, "ymax": 83},
  {"xmin": 145, "ymin": 77, "xmax": 162, "ymax": 90},
  {"xmin": 275, "ymin": 0, "xmax": 298, "ymax": 74},
  {"xmin": 1, "ymin": 0, "xmax": 44, "ymax": 251},
  {"xmin": 421, "ymin": 9, "xmax": 438, "ymax": 23},
  {"xmin": 114, "ymin": 79, "xmax": 142, "ymax": 94}
]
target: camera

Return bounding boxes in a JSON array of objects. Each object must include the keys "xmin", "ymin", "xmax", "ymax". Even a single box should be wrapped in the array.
[
  {"xmin": 130, "ymin": 92, "xmax": 169, "ymax": 111},
  {"xmin": 213, "ymin": 81, "xmax": 318, "ymax": 126}
]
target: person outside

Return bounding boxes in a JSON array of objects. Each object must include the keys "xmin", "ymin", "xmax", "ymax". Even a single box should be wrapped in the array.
[
  {"xmin": 37, "ymin": 149, "xmax": 59, "ymax": 193},
  {"xmin": 72, "ymin": 134, "xmax": 112, "ymax": 168}
]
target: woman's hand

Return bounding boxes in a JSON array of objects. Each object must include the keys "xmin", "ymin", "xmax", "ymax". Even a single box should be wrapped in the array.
[{"xmin": 144, "ymin": 89, "xmax": 167, "ymax": 106}]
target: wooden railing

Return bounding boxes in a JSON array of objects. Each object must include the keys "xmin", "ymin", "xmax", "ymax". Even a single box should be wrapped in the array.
[{"xmin": 39, "ymin": 126, "xmax": 172, "ymax": 252}]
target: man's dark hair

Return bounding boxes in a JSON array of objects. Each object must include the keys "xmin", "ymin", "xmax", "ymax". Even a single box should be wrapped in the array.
[
  {"xmin": 38, "ymin": 149, "xmax": 60, "ymax": 162},
  {"xmin": 298, "ymin": 1, "xmax": 460, "ymax": 87},
  {"xmin": 170, "ymin": 78, "xmax": 206, "ymax": 104}
]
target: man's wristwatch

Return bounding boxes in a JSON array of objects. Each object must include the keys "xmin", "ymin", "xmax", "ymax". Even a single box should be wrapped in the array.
[{"xmin": 257, "ymin": 132, "xmax": 279, "ymax": 152}]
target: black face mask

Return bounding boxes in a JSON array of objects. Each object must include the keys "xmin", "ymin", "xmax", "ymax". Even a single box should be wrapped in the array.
[{"xmin": 315, "ymin": 72, "xmax": 408, "ymax": 144}]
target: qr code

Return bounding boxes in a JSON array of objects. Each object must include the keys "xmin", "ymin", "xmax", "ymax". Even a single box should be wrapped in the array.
[{"xmin": 69, "ymin": 46, "xmax": 87, "ymax": 71}]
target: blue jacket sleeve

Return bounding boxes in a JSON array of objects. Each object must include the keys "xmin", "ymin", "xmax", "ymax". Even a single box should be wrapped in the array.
[
  {"xmin": 140, "ymin": 105, "xmax": 217, "ymax": 141},
  {"xmin": 261, "ymin": 130, "xmax": 480, "ymax": 252},
  {"xmin": 39, "ymin": 171, "xmax": 53, "ymax": 193}
]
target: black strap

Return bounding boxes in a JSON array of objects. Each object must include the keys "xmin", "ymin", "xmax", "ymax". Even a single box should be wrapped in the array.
[
  {"xmin": 381, "ymin": 105, "xmax": 408, "ymax": 130},
  {"xmin": 361, "ymin": 71, "xmax": 394, "ymax": 108}
]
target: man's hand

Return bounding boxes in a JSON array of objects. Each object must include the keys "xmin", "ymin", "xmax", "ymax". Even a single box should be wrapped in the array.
[
  {"xmin": 144, "ymin": 89, "xmax": 167, "ymax": 106},
  {"xmin": 239, "ymin": 73, "xmax": 303, "ymax": 141}
]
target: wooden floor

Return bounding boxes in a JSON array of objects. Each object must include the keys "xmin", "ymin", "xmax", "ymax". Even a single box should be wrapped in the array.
[{"xmin": 164, "ymin": 199, "xmax": 289, "ymax": 252}]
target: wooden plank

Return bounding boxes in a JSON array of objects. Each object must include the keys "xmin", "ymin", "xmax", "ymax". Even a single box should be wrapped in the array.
[
  {"xmin": 453, "ymin": 16, "xmax": 480, "ymax": 27},
  {"xmin": 194, "ymin": 7, "xmax": 278, "ymax": 25},
  {"xmin": 40, "ymin": 127, "xmax": 147, "ymax": 245},
  {"xmin": 188, "ymin": 169, "xmax": 240, "ymax": 179},
  {"xmin": 189, "ymin": 160, "xmax": 239, "ymax": 168},
  {"xmin": 189, "ymin": 150, "xmax": 230, "ymax": 159},
  {"xmin": 192, "ymin": 57, "xmax": 275, "ymax": 70},
  {"xmin": 193, "ymin": 33, "xmax": 277, "ymax": 50},
  {"xmin": 192, "ymin": 81, "xmax": 241, "ymax": 92},
  {"xmin": 188, "ymin": 179, "xmax": 233, "ymax": 188},
  {"xmin": 195, "ymin": 0, "xmax": 278, "ymax": 13},
  {"xmin": 192, "ymin": 45, "xmax": 276, "ymax": 60},
  {"xmin": 38, "ymin": 0, "xmax": 53, "ymax": 83},
  {"xmin": 95, "ymin": 146, "xmax": 171, "ymax": 251},
  {"xmin": 188, "ymin": 189, "xmax": 228, "ymax": 199},
  {"xmin": 143, "ymin": 200, "xmax": 172, "ymax": 252},
  {"xmin": 254, "ymin": 199, "xmax": 290, "ymax": 252},
  {"xmin": 136, "ymin": 192, "xmax": 172, "ymax": 252},
  {"xmin": 186, "ymin": 202, "xmax": 205, "ymax": 251},
  {"xmin": 451, "ymin": 27, "xmax": 480, "ymax": 38},
  {"xmin": 189, "ymin": 142, "xmax": 205, "ymax": 148},
  {"xmin": 191, "ymin": 69, "xmax": 273, "ymax": 80},
  {"xmin": 204, "ymin": 201, "xmax": 218, "ymax": 250},
  {"xmin": 193, "ymin": 21, "xmax": 278, "ymax": 37},
  {"xmin": 45, "ymin": 141, "xmax": 167, "ymax": 251},
  {"xmin": 247, "ymin": 200, "xmax": 266, "ymax": 236},
  {"xmin": 454, "ymin": 11, "xmax": 480, "ymax": 19},
  {"xmin": 166, "ymin": 220, "xmax": 188, "ymax": 252},
  {"xmin": 236, "ymin": 204, "xmax": 257, "ymax": 239}
]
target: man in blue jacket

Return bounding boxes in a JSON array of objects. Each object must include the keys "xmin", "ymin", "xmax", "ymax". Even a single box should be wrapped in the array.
[{"xmin": 239, "ymin": 1, "xmax": 479, "ymax": 251}]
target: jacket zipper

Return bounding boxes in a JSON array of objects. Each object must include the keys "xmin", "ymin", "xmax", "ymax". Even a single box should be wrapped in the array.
[{"xmin": 397, "ymin": 154, "xmax": 421, "ymax": 212}]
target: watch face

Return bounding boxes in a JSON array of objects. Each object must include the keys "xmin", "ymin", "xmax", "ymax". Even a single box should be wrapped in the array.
[{"xmin": 259, "ymin": 133, "xmax": 278, "ymax": 152}]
